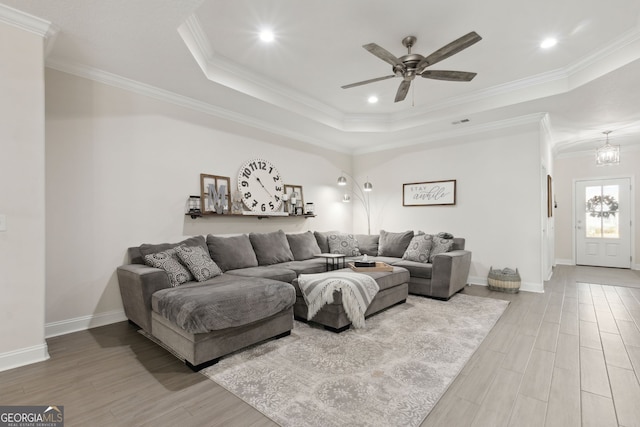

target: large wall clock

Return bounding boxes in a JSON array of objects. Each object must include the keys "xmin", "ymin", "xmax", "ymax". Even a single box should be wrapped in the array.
[{"xmin": 237, "ymin": 158, "xmax": 285, "ymax": 213}]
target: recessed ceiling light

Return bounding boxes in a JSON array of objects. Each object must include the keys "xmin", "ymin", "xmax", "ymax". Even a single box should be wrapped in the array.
[
  {"xmin": 259, "ymin": 30, "xmax": 274, "ymax": 43},
  {"xmin": 367, "ymin": 96, "xmax": 378, "ymax": 104},
  {"xmin": 540, "ymin": 37, "xmax": 557, "ymax": 49}
]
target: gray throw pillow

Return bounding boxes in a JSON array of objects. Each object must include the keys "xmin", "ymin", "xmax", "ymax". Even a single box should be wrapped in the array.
[
  {"xmin": 378, "ymin": 230, "xmax": 414, "ymax": 257},
  {"xmin": 249, "ymin": 230, "xmax": 295, "ymax": 265},
  {"xmin": 429, "ymin": 236, "xmax": 454, "ymax": 262},
  {"xmin": 206, "ymin": 234, "xmax": 258, "ymax": 271},
  {"xmin": 402, "ymin": 234, "xmax": 434, "ymax": 263},
  {"xmin": 355, "ymin": 234, "xmax": 379, "ymax": 256},
  {"xmin": 314, "ymin": 230, "xmax": 339, "ymax": 253},
  {"xmin": 286, "ymin": 231, "xmax": 322, "ymax": 260},
  {"xmin": 175, "ymin": 245, "xmax": 222, "ymax": 281},
  {"xmin": 327, "ymin": 234, "xmax": 361, "ymax": 256},
  {"xmin": 144, "ymin": 248, "xmax": 193, "ymax": 286}
]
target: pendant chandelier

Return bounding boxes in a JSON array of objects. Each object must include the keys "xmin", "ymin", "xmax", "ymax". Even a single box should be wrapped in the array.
[{"xmin": 595, "ymin": 130, "xmax": 619, "ymax": 166}]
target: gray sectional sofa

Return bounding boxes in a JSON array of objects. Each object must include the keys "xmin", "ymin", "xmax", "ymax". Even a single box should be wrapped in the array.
[{"xmin": 116, "ymin": 229, "xmax": 471, "ymax": 370}]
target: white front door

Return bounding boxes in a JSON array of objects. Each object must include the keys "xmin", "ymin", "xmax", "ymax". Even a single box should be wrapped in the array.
[{"xmin": 575, "ymin": 178, "xmax": 631, "ymax": 268}]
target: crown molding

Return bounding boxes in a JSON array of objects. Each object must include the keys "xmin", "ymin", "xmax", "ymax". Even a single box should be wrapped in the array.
[
  {"xmin": 178, "ymin": 11, "xmax": 640, "ymax": 134},
  {"xmin": 178, "ymin": 14, "xmax": 348, "ymax": 130},
  {"xmin": 0, "ymin": 3, "xmax": 56, "ymax": 38},
  {"xmin": 353, "ymin": 113, "xmax": 547, "ymax": 155},
  {"xmin": 45, "ymin": 59, "xmax": 351, "ymax": 154}
]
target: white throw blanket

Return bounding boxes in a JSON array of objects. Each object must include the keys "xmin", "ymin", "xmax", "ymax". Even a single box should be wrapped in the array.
[{"xmin": 297, "ymin": 272, "xmax": 379, "ymax": 328}]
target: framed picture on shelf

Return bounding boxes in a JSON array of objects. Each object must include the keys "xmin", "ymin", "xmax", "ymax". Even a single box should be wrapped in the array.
[
  {"xmin": 200, "ymin": 174, "xmax": 231, "ymax": 214},
  {"xmin": 284, "ymin": 184, "xmax": 304, "ymax": 214},
  {"xmin": 402, "ymin": 180, "xmax": 456, "ymax": 206}
]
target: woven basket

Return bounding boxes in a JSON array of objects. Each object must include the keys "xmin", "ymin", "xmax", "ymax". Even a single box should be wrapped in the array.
[{"xmin": 487, "ymin": 267, "xmax": 521, "ymax": 293}]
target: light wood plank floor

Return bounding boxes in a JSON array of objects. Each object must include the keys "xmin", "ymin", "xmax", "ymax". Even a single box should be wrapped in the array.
[{"xmin": 1, "ymin": 265, "xmax": 639, "ymax": 426}]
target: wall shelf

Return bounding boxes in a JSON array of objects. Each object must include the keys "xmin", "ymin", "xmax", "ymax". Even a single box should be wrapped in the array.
[{"xmin": 186, "ymin": 212, "xmax": 316, "ymax": 220}]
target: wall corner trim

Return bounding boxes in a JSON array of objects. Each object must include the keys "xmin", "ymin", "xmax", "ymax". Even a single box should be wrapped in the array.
[{"xmin": 0, "ymin": 343, "xmax": 49, "ymax": 373}]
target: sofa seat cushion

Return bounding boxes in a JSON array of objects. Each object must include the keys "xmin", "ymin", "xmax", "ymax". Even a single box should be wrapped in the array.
[
  {"xmin": 275, "ymin": 259, "xmax": 327, "ymax": 276},
  {"xmin": 152, "ymin": 277, "xmax": 295, "ymax": 334},
  {"xmin": 392, "ymin": 260, "xmax": 433, "ymax": 279},
  {"xmin": 291, "ymin": 266, "xmax": 409, "ymax": 297},
  {"xmin": 225, "ymin": 266, "xmax": 297, "ymax": 283}
]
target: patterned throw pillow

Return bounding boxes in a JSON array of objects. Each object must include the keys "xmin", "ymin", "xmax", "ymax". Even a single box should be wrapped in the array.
[
  {"xmin": 429, "ymin": 236, "xmax": 454, "ymax": 262},
  {"xmin": 144, "ymin": 248, "xmax": 193, "ymax": 287},
  {"xmin": 402, "ymin": 234, "xmax": 434, "ymax": 263},
  {"xmin": 175, "ymin": 245, "xmax": 222, "ymax": 281},
  {"xmin": 327, "ymin": 234, "xmax": 361, "ymax": 256}
]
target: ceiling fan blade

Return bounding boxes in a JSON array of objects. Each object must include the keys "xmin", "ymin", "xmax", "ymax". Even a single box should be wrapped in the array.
[
  {"xmin": 420, "ymin": 70, "xmax": 477, "ymax": 81},
  {"xmin": 341, "ymin": 75, "xmax": 396, "ymax": 89},
  {"xmin": 395, "ymin": 80, "xmax": 411, "ymax": 102},
  {"xmin": 363, "ymin": 43, "xmax": 403, "ymax": 67},
  {"xmin": 416, "ymin": 31, "xmax": 482, "ymax": 72}
]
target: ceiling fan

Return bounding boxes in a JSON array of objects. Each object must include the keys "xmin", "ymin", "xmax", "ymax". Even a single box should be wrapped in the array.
[{"xmin": 342, "ymin": 32, "xmax": 482, "ymax": 102}]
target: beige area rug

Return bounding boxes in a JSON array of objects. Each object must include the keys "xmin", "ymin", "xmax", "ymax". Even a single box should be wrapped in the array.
[{"xmin": 201, "ymin": 294, "xmax": 509, "ymax": 427}]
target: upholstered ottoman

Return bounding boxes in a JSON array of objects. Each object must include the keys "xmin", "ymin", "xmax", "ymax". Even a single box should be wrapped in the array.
[
  {"xmin": 292, "ymin": 266, "xmax": 409, "ymax": 332},
  {"xmin": 151, "ymin": 276, "xmax": 296, "ymax": 370}
]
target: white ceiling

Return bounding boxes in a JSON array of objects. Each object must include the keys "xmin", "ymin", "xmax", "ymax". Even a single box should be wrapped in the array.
[{"xmin": 2, "ymin": 0, "xmax": 640, "ymax": 154}]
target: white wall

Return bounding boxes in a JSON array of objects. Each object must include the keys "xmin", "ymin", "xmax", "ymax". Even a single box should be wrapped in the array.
[
  {"xmin": 44, "ymin": 69, "xmax": 351, "ymax": 335},
  {"xmin": 353, "ymin": 123, "xmax": 545, "ymax": 291},
  {"xmin": 554, "ymin": 149, "xmax": 640, "ymax": 268},
  {"xmin": 0, "ymin": 22, "xmax": 48, "ymax": 370}
]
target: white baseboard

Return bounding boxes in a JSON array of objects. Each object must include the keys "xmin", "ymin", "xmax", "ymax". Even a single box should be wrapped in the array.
[
  {"xmin": 0, "ymin": 343, "xmax": 49, "ymax": 373},
  {"xmin": 45, "ymin": 309, "xmax": 127, "ymax": 338},
  {"xmin": 468, "ymin": 276, "xmax": 544, "ymax": 293},
  {"xmin": 555, "ymin": 259, "xmax": 574, "ymax": 266}
]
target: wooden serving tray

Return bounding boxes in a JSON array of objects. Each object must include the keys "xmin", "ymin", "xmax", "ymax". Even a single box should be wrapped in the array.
[{"xmin": 348, "ymin": 262, "xmax": 393, "ymax": 272}]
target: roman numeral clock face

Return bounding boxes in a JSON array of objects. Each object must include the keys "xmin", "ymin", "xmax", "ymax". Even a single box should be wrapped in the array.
[{"xmin": 237, "ymin": 159, "xmax": 284, "ymax": 213}]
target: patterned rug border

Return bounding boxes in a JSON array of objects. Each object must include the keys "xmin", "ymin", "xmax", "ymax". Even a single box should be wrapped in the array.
[{"xmin": 196, "ymin": 293, "xmax": 509, "ymax": 427}]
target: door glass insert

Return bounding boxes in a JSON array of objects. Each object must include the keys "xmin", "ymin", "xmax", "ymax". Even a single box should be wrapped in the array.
[{"xmin": 585, "ymin": 184, "xmax": 619, "ymax": 238}]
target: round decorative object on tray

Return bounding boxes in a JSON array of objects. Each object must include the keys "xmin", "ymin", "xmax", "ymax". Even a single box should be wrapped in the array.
[{"xmin": 237, "ymin": 158, "xmax": 285, "ymax": 213}]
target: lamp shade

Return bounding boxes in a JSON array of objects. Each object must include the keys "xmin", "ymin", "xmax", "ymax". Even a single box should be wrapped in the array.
[
  {"xmin": 337, "ymin": 175, "xmax": 347, "ymax": 186},
  {"xmin": 363, "ymin": 181, "xmax": 373, "ymax": 192},
  {"xmin": 342, "ymin": 194, "xmax": 351, "ymax": 202}
]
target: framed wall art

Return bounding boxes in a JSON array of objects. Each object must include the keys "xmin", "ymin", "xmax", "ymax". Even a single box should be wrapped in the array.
[
  {"xmin": 200, "ymin": 174, "xmax": 231, "ymax": 214},
  {"xmin": 403, "ymin": 180, "xmax": 456, "ymax": 206},
  {"xmin": 284, "ymin": 184, "xmax": 304, "ymax": 214}
]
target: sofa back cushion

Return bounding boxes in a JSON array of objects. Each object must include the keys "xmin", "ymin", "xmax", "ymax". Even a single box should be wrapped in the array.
[
  {"xmin": 206, "ymin": 234, "xmax": 258, "ymax": 271},
  {"xmin": 131, "ymin": 235, "xmax": 207, "ymax": 265},
  {"xmin": 286, "ymin": 231, "xmax": 322, "ymax": 261},
  {"xmin": 355, "ymin": 234, "xmax": 379, "ymax": 256},
  {"xmin": 314, "ymin": 230, "xmax": 339, "ymax": 253},
  {"xmin": 249, "ymin": 230, "xmax": 295, "ymax": 265},
  {"xmin": 378, "ymin": 230, "xmax": 414, "ymax": 258}
]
